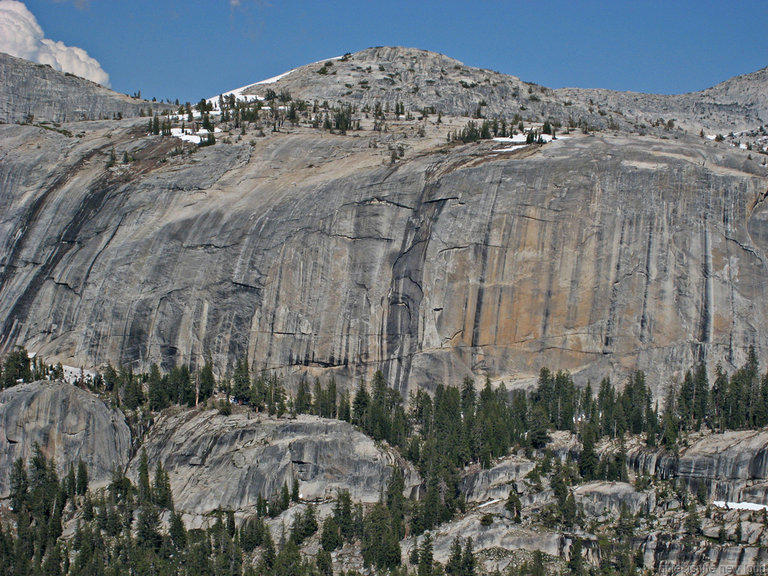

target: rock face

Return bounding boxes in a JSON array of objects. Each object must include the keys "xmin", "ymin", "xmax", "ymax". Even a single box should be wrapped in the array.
[
  {"xmin": 557, "ymin": 65, "xmax": 768, "ymax": 135},
  {"xmin": 1, "ymin": 47, "xmax": 768, "ymax": 398},
  {"xmin": 0, "ymin": 52, "xmax": 170, "ymax": 124},
  {"xmin": 461, "ymin": 456, "xmax": 535, "ymax": 502},
  {"xmin": 127, "ymin": 410, "xmax": 419, "ymax": 515},
  {"xmin": 573, "ymin": 481, "xmax": 655, "ymax": 518},
  {"xmin": 2, "ymin": 120, "xmax": 766, "ymax": 397},
  {"xmin": 0, "ymin": 381, "xmax": 131, "ymax": 497},
  {"xmin": 629, "ymin": 429, "xmax": 768, "ymax": 504}
]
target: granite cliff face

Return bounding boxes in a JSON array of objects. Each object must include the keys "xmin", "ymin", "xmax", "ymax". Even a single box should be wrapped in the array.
[
  {"xmin": 0, "ymin": 381, "xmax": 131, "ymax": 497},
  {"xmin": 1, "ymin": 47, "xmax": 768, "ymax": 398},
  {"xmin": 1, "ymin": 122, "xmax": 766, "ymax": 397},
  {"xmin": 0, "ymin": 52, "xmax": 170, "ymax": 124}
]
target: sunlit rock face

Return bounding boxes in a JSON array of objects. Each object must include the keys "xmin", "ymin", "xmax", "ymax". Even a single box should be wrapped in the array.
[
  {"xmin": 0, "ymin": 52, "xmax": 169, "ymax": 124},
  {"xmin": 125, "ymin": 410, "xmax": 420, "ymax": 515},
  {"xmin": 0, "ymin": 381, "xmax": 131, "ymax": 497},
  {"xmin": 1, "ymin": 47, "xmax": 767, "ymax": 400},
  {"xmin": 0, "ymin": 118, "xmax": 767, "ymax": 399}
]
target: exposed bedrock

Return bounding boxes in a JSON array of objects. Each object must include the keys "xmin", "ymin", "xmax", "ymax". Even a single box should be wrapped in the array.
[
  {"xmin": 0, "ymin": 381, "xmax": 131, "ymax": 497},
  {"xmin": 1, "ymin": 120, "xmax": 767, "ymax": 398},
  {"xmin": 126, "ymin": 410, "xmax": 420, "ymax": 516},
  {"xmin": 628, "ymin": 429, "xmax": 768, "ymax": 504},
  {"xmin": 0, "ymin": 52, "xmax": 171, "ymax": 123}
]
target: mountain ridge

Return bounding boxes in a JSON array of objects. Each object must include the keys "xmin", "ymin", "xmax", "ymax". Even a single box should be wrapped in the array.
[
  {"xmin": 0, "ymin": 51, "xmax": 173, "ymax": 124},
  {"xmin": 220, "ymin": 46, "xmax": 768, "ymax": 140}
]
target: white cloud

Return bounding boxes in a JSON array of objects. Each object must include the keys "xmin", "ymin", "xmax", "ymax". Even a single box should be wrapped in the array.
[{"xmin": 0, "ymin": 0, "xmax": 109, "ymax": 86}]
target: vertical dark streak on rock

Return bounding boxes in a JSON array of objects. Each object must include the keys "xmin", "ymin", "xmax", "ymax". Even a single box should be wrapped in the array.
[
  {"xmin": 603, "ymin": 217, "xmax": 627, "ymax": 352},
  {"xmin": 383, "ymin": 166, "xmax": 447, "ymax": 396},
  {"xmin": 493, "ymin": 214, "xmax": 511, "ymax": 346},
  {"xmin": 471, "ymin": 169, "xmax": 503, "ymax": 348},
  {"xmin": 540, "ymin": 218, "xmax": 560, "ymax": 338},
  {"xmin": 696, "ymin": 214, "xmax": 713, "ymax": 363},
  {"xmin": 265, "ymin": 245, "xmax": 286, "ymax": 369},
  {"xmin": 639, "ymin": 217, "xmax": 655, "ymax": 343}
]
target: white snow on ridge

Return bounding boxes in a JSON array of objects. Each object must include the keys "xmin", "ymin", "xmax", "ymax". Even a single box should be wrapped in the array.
[
  {"xmin": 207, "ymin": 55, "xmax": 343, "ymax": 107},
  {"xmin": 254, "ymin": 54, "xmax": 343, "ymax": 85},
  {"xmin": 494, "ymin": 135, "xmax": 528, "ymax": 144},
  {"xmin": 254, "ymin": 69, "xmax": 295, "ymax": 85},
  {"xmin": 713, "ymin": 501, "xmax": 768, "ymax": 511}
]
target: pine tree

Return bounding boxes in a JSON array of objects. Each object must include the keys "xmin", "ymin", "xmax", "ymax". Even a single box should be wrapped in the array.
[
  {"xmin": 461, "ymin": 537, "xmax": 476, "ymax": 576},
  {"xmin": 138, "ymin": 449, "xmax": 151, "ymax": 504},
  {"xmin": 170, "ymin": 511, "xmax": 187, "ymax": 550},
  {"xmin": 232, "ymin": 356, "xmax": 251, "ymax": 404},
  {"xmin": 505, "ymin": 489, "xmax": 522, "ymax": 522},
  {"xmin": 693, "ymin": 363, "xmax": 709, "ymax": 428},
  {"xmin": 295, "ymin": 379, "xmax": 312, "ymax": 414},
  {"xmin": 445, "ymin": 536, "xmax": 463, "ymax": 576},
  {"xmin": 579, "ymin": 420, "xmax": 598, "ymax": 481},
  {"xmin": 152, "ymin": 462, "xmax": 173, "ymax": 509},
  {"xmin": 567, "ymin": 538, "xmax": 584, "ymax": 576},
  {"xmin": 352, "ymin": 380, "xmax": 370, "ymax": 426},
  {"xmin": 321, "ymin": 515, "xmax": 342, "ymax": 551},
  {"xmin": 147, "ymin": 363, "xmax": 166, "ymax": 411},
  {"xmin": 417, "ymin": 533, "xmax": 434, "ymax": 576},
  {"xmin": 198, "ymin": 357, "xmax": 215, "ymax": 403}
]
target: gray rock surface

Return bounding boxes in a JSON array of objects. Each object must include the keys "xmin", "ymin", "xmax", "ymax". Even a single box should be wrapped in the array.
[
  {"xmin": 573, "ymin": 481, "xmax": 654, "ymax": 518},
  {"xmin": 0, "ymin": 381, "xmax": 131, "ymax": 497},
  {"xmin": 629, "ymin": 429, "xmax": 768, "ymax": 504},
  {"xmin": 461, "ymin": 457, "xmax": 535, "ymax": 503},
  {"xmin": 235, "ymin": 47, "xmax": 768, "ymax": 144},
  {"xmin": 558, "ymin": 65, "xmax": 768, "ymax": 135},
  {"xmin": 0, "ymin": 52, "xmax": 171, "ymax": 124},
  {"xmin": 3, "ymin": 120, "xmax": 767, "ymax": 398},
  {"xmin": 127, "ymin": 410, "xmax": 419, "ymax": 515},
  {"xmin": 1, "ymin": 47, "xmax": 768, "ymax": 399}
]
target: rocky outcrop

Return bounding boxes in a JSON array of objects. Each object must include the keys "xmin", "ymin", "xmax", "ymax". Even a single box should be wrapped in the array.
[
  {"xmin": 0, "ymin": 52, "xmax": 171, "ymax": 124},
  {"xmin": 127, "ymin": 410, "xmax": 420, "ymax": 515},
  {"xmin": 0, "ymin": 381, "xmax": 131, "ymax": 497},
  {"xmin": 573, "ymin": 481, "xmax": 655, "ymax": 518},
  {"xmin": 461, "ymin": 456, "xmax": 535, "ymax": 503},
  {"xmin": 413, "ymin": 500, "xmax": 569, "ymax": 565},
  {"xmin": 628, "ymin": 429, "xmax": 768, "ymax": 504},
  {"xmin": 558, "ymin": 66, "xmax": 768, "ymax": 136}
]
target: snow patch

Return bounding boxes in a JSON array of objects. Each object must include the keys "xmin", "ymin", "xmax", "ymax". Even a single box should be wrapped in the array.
[
  {"xmin": 713, "ymin": 501, "xmax": 768, "ymax": 511},
  {"xmin": 61, "ymin": 365, "xmax": 97, "ymax": 385},
  {"xmin": 493, "ymin": 134, "xmax": 568, "ymax": 144},
  {"xmin": 171, "ymin": 126, "xmax": 222, "ymax": 144},
  {"xmin": 493, "ymin": 135, "xmax": 528, "ymax": 144},
  {"xmin": 491, "ymin": 145, "xmax": 529, "ymax": 154},
  {"xmin": 207, "ymin": 55, "xmax": 343, "ymax": 107}
]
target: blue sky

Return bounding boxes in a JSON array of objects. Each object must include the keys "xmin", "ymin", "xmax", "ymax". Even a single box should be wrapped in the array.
[{"xmin": 15, "ymin": 0, "xmax": 768, "ymax": 103}]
